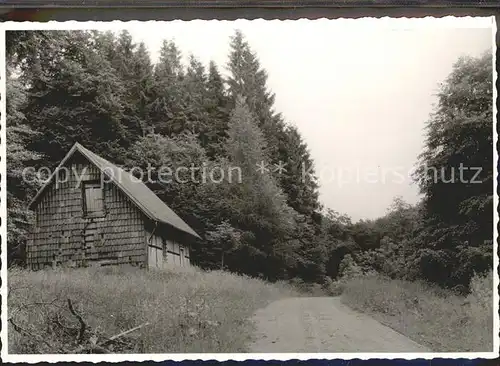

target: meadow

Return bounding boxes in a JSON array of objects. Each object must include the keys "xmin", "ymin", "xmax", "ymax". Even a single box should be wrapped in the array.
[
  {"xmin": 340, "ymin": 271, "xmax": 494, "ymax": 352},
  {"xmin": 7, "ymin": 265, "xmax": 297, "ymax": 354},
  {"xmin": 7, "ymin": 265, "xmax": 494, "ymax": 354}
]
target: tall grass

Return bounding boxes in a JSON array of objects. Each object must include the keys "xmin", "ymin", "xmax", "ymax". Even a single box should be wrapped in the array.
[
  {"xmin": 8, "ymin": 265, "xmax": 297, "ymax": 354},
  {"xmin": 340, "ymin": 271, "xmax": 494, "ymax": 352}
]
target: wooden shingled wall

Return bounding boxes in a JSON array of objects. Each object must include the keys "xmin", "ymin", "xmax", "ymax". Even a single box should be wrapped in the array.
[{"xmin": 27, "ymin": 154, "xmax": 147, "ymax": 269}]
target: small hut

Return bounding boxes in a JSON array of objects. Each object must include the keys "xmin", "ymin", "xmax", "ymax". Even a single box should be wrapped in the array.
[{"xmin": 27, "ymin": 143, "xmax": 201, "ymax": 270}]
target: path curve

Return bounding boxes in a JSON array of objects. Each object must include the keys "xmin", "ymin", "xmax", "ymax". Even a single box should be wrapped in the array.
[{"xmin": 248, "ymin": 297, "xmax": 431, "ymax": 353}]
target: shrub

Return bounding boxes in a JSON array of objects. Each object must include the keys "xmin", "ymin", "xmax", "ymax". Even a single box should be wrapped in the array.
[
  {"xmin": 338, "ymin": 254, "xmax": 363, "ymax": 280},
  {"xmin": 286, "ymin": 277, "xmax": 322, "ymax": 296},
  {"xmin": 321, "ymin": 276, "xmax": 345, "ymax": 296},
  {"xmin": 468, "ymin": 270, "xmax": 493, "ymax": 307},
  {"xmin": 463, "ymin": 270, "xmax": 494, "ymax": 349}
]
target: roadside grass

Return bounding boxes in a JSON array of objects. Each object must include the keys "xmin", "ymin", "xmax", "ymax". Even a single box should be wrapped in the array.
[
  {"xmin": 340, "ymin": 271, "xmax": 494, "ymax": 352},
  {"xmin": 8, "ymin": 265, "xmax": 298, "ymax": 354}
]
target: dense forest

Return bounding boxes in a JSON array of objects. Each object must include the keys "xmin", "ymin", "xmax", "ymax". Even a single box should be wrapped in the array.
[{"xmin": 6, "ymin": 30, "xmax": 493, "ymax": 293}]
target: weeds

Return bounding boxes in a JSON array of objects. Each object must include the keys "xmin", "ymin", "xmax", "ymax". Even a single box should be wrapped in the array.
[
  {"xmin": 8, "ymin": 266, "xmax": 297, "ymax": 354},
  {"xmin": 340, "ymin": 271, "xmax": 494, "ymax": 352}
]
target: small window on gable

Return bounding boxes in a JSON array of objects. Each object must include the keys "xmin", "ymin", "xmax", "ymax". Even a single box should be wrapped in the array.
[
  {"xmin": 82, "ymin": 180, "xmax": 105, "ymax": 217},
  {"xmin": 58, "ymin": 168, "xmax": 67, "ymax": 182}
]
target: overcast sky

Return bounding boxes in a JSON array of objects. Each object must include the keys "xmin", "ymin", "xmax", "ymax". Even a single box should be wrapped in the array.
[{"xmin": 122, "ymin": 18, "xmax": 493, "ymax": 222}]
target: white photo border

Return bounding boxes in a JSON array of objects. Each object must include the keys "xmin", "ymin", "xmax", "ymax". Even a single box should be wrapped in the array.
[{"xmin": 0, "ymin": 16, "xmax": 498, "ymax": 363}]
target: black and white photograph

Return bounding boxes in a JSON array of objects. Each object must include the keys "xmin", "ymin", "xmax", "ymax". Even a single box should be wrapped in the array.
[{"xmin": 1, "ymin": 17, "xmax": 498, "ymax": 361}]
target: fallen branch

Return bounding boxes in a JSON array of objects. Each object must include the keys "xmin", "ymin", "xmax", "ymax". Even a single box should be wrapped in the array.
[
  {"xmin": 67, "ymin": 298, "xmax": 86, "ymax": 344},
  {"xmin": 9, "ymin": 317, "xmax": 57, "ymax": 352},
  {"xmin": 81, "ymin": 344, "xmax": 111, "ymax": 354},
  {"xmin": 102, "ymin": 322, "xmax": 150, "ymax": 344},
  {"xmin": 7, "ymin": 285, "xmax": 31, "ymax": 299},
  {"xmin": 70, "ymin": 322, "xmax": 150, "ymax": 354},
  {"xmin": 53, "ymin": 312, "xmax": 80, "ymax": 336},
  {"xmin": 8, "ymin": 298, "xmax": 62, "ymax": 321}
]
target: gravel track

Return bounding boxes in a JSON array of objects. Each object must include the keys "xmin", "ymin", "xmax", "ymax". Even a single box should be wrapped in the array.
[{"xmin": 248, "ymin": 297, "xmax": 431, "ymax": 353}]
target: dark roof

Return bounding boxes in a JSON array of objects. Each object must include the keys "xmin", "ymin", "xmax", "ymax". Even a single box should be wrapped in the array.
[{"xmin": 29, "ymin": 143, "xmax": 201, "ymax": 239}]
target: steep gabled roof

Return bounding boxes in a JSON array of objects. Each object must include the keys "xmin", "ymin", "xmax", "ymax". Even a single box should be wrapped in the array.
[{"xmin": 29, "ymin": 143, "xmax": 201, "ymax": 239}]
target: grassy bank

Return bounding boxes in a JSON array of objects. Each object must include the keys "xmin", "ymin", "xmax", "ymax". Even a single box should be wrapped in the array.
[
  {"xmin": 8, "ymin": 265, "xmax": 298, "ymax": 354},
  {"xmin": 340, "ymin": 272, "xmax": 494, "ymax": 352}
]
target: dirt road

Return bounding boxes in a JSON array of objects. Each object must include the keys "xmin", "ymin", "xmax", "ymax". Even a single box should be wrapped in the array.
[{"xmin": 248, "ymin": 297, "xmax": 431, "ymax": 353}]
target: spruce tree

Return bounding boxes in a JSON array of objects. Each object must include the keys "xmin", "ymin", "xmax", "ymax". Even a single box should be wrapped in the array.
[
  {"xmin": 227, "ymin": 30, "xmax": 282, "ymax": 161},
  {"xmin": 130, "ymin": 42, "xmax": 155, "ymax": 137},
  {"xmin": 22, "ymin": 31, "xmax": 128, "ymax": 165},
  {"xmin": 222, "ymin": 96, "xmax": 300, "ymax": 279},
  {"xmin": 148, "ymin": 40, "xmax": 187, "ymax": 135},
  {"xmin": 226, "ymin": 30, "xmax": 321, "ymax": 218},
  {"xmin": 205, "ymin": 61, "xmax": 230, "ymax": 158},
  {"xmin": 183, "ymin": 55, "xmax": 210, "ymax": 137}
]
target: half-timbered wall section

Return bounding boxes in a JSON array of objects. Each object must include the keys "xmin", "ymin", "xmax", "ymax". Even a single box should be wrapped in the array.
[
  {"xmin": 145, "ymin": 225, "xmax": 191, "ymax": 269},
  {"xmin": 27, "ymin": 153, "xmax": 147, "ymax": 269}
]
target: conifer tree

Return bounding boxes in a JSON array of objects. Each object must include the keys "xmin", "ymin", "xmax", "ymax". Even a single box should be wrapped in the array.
[
  {"xmin": 22, "ymin": 31, "xmax": 129, "ymax": 166},
  {"xmin": 222, "ymin": 96, "xmax": 300, "ymax": 279},
  {"xmin": 227, "ymin": 30, "xmax": 282, "ymax": 161},
  {"xmin": 226, "ymin": 30, "xmax": 321, "ymax": 219},
  {"xmin": 183, "ymin": 55, "xmax": 210, "ymax": 137},
  {"xmin": 130, "ymin": 42, "xmax": 155, "ymax": 137},
  {"xmin": 205, "ymin": 61, "xmax": 230, "ymax": 158},
  {"xmin": 148, "ymin": 40, "xmax": 187, "ymax": 135},
  {"xmin": 99, "ymin": 31, "xmax": 152, "ymax": 142}
]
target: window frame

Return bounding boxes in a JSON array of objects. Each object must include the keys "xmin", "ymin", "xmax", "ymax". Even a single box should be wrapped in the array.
[
  {"xmin": 57, "ymin": 168, "xmax": 67, "ymax": 182},
  {"xmin": 81, "ymin": 179, "xmax": 106, "ymax": 218}
]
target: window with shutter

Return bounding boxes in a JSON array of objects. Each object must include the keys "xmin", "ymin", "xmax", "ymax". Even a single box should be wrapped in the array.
[{"xmin": 82, "ymin": 181, "xmax": 105, "ymax": 217}]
